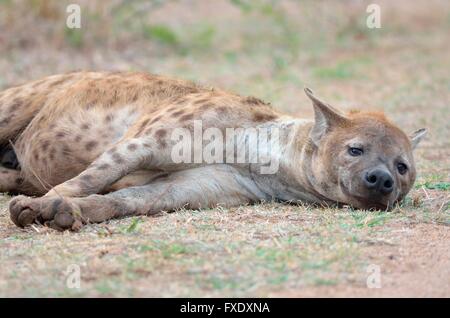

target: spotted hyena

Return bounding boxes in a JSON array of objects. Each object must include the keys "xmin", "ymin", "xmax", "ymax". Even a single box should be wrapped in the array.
[{"xmin": 0, "ymin": 71, "xmax": 426, "ymax": 230}]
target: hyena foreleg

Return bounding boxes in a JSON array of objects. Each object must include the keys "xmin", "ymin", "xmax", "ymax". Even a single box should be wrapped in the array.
[
  {"xmin": 10, "ymin": 165, "xmax": 262, "ymax": 230},
  {"xmin": 44, "ymin": 113, "xmax": 203, "ymax": 198}
]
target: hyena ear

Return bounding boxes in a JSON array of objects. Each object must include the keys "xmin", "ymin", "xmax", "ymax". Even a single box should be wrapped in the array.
[
  {"xmin": 410, "ymin": 128, "xmax": 427, "ymax": 149},
  {"xmin": 304, "ymin": 87, "xmax": 348, "ymax": 146}
]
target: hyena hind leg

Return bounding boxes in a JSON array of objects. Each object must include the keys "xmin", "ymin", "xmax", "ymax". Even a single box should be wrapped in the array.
[
  {"xmin": 44, "ymin": 137, "xmax": 155, "ymax": 198},
  {"xmin": 0, "ymin": 167, "xmax": 37, "ymax": 195}
]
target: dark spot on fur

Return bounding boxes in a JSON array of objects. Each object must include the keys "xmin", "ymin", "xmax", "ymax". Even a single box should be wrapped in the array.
[
  {"xmin": 49, "ymin": 149, "xmax": 56, "ymax": 161},
  {"xmin": 111, "ymin": 153, "xmax": 124, "ymax": 164},
  {"xmin": 80, "ymin": 174, "xmax": 93, "ymax": 182},
  {"xmin": 56, "ymin": 131, "xmax": 66, "ymax": 139},
  {"xmin": 85, "ymin": 141, "xmax": 98, "ymax": 151},
  {"xmin": 130, "ymin": 92, "xmax": 139, "ymax": 102},
  {"xmin": 179, "ymin": 113, "xmax": 194, "ymax": 121},
  {"xmin": 81, "ymin": 123, "xmax": 90, "ymax": 130},
  {"xmin": 252, "ymin": 112, "xmax": 277, "ymax": 122},
  {"xmin": 42, "ymin": 140, "xmax": 50, "ymax": 151},
  {"xmin": 127, "ymin": 143, "xmax": 138, "ymax": 151},
  {"xmin": 172, "ymin": 110, "xmax": 185, "ymax": 117},
  {"xmin": 8, "ymin": 98, "xmax": 22, "ymax": 113},
  {"xmin": 155, "ymin": 129, "xmax": 167, "ymax": 139},
  {"xmin": 96, "ymin": 163, "xmax": 110, "ymax": 170},
  {"xmin": 74, "ymin": 135, "xmax": 82, "ymax": 142},
  {"xmin": 216, "ymin": 106, "xmax": 228, "ymax": 115},
  {"xmin": 104, "ymin": 114, "xmax": 114, "ymax": 123},
  {"xmin": 245, "ymin": 96, "xmax": 267, "ymax": 106},
  {"xmin": 15, "ymin": 177, "xmax": 24, "ymax": 185},
  {"xmin": 155, "ymin": 129, "xmax": 167, "ymax": 148}
]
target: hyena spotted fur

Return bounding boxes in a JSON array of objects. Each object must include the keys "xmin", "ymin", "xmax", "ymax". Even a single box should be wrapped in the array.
[{"xmin": 0, "ymin": 71, "xmax": 426, "ymax": 230}]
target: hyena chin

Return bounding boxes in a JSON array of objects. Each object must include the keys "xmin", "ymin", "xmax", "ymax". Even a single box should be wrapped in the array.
[{"xmin": 0, "ymin": 71, "xmax": 426, "ymax": 230}]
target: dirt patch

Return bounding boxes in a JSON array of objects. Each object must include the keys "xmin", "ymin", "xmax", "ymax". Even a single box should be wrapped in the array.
[{"xmin": 270, "ymin": 222, "xmax": 450, "ymax": 297}]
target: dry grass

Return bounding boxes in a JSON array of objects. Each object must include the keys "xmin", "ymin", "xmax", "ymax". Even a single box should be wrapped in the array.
[{"xmin": 0, "ymin": 0, "xmax": 448, "ymax": 297}]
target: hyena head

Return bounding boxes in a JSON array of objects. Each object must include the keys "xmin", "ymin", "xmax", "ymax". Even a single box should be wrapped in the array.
[{"xmin": 304, "ymin": 88, "xmax": 427, "ymax": 210}]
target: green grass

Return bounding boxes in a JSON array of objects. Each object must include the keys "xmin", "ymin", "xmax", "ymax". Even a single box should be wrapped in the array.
[
  {"xmin": 64, "ymin": 28, "xmax": 83, "ymax": 48},
  {"xmin": 142, "ymin": 24, "xmax": 178, "ymax": 46},
  {"xmin": 313, "ymin": 57, "xmax": 373, "ymax": 80},
  {"xmin": 417, "ymin": 181, "xmax": 450, "ymax": 191}
]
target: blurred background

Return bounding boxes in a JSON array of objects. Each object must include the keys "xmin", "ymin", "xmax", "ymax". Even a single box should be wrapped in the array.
[
  {"xmin": 0, "ymin": 0, "xmax": 448, "ymax": 180},
  {"xmin": 0, "ymin": 0, "xmax": 449, "ymax": 297}
]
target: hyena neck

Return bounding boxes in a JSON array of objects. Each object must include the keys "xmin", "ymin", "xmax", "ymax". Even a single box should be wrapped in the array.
[{"xmin": 249, "ymin": 117, "xmax": 333, "ymax": 204}]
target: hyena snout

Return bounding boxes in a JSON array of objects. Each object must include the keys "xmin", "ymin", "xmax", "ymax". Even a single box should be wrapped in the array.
[{"xmin": 363, "ymin": 168, "xmax": 394, "ymax": 195}]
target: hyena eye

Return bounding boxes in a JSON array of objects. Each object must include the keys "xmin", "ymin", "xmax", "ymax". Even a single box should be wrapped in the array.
[
  {"xmin": 397, "ymin": 163, "xmax": 408, "ymax": 175},
  {"xmin": 348, "ymin": 147, "xmax": 363, "ymax": 156}
]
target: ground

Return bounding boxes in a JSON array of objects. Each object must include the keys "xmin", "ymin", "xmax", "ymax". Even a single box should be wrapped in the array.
[{"xmin": 0, "ymin": 0, "xmax": 448, "ymax": 297}]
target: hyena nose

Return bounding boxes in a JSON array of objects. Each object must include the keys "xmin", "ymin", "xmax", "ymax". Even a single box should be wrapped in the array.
[{"xmin": 364, "ymin": 169, "xmax": 394, "ymax": 195}]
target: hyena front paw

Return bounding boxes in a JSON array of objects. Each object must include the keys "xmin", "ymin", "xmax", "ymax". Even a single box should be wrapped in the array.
[{"xmin": 9, "ymin": 195, "xmax": 83, "ymax": 231}]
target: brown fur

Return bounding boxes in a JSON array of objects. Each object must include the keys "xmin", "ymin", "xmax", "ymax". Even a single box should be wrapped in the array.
[{"xmin": 0, "ymin": 72, "xmax": 425, "ymax": 231}]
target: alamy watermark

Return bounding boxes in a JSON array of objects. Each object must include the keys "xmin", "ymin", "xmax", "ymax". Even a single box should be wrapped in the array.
[
  {"xmin": 65, "ymin": 264, "xmax": 81, "ymax": 289},
  {"xmin": 66, "ymin": 4, "xmax": 81, "ymax": 29},
  {"xmin": 170, "ymin": 121, "xmax": 280, "ymax": 174},
  {"xmin": 366, "ymin": 4, "xmax": 381, "ymax": 29},
  {"xmin": 65, "ymin": 3, "xmax": 381, "ymax": 30}
]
